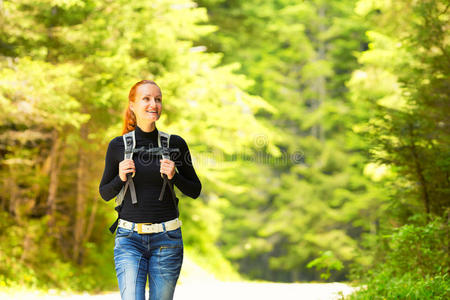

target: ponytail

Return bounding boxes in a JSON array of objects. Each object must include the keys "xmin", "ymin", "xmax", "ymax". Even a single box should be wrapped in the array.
[
  {"xmin": 122, "ymin": 79, "xmax": 159, "ymax": 135},
  {"xmin": 122, "ymin": 106, "xmax": 137, "ymax": 135}
]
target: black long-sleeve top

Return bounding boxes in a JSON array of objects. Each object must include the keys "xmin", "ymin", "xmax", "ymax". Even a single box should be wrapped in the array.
[{"xmin": 99, "ymin": 125, "xmax": 201, "ymax": 223}]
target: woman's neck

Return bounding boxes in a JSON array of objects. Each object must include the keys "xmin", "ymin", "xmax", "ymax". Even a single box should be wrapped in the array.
[{"xmin": 136, "ymin": 121, "xmax": 156, "ymax": 132}]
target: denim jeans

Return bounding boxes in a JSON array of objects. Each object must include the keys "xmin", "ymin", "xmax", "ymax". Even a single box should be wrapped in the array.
[{"xmin": 114, "ymin": 222, "xmax": 183, "ymax": 300}]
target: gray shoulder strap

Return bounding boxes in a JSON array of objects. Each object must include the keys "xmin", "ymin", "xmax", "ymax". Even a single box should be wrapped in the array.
[
  {"xmin": 157, "ymin": 130, "xmax": 178, "ymax": 213},
  {"xmin": 115, "ymin": 130, "xmax": 137, "ymax": 206},
  {"xmin": 158, "ymin": 131, "xmax": 171, "ymax": 159},
  {"xmin": 123, "ymin": 130, "xmax": 136, "ymax": 160}
]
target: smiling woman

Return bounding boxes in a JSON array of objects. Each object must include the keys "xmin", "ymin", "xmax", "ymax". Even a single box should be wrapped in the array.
[{"xmin": 99, "ymin": 80, "xmax": 202, "ymax": 300}]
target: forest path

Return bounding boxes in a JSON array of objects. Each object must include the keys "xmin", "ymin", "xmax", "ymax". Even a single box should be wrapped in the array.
[
  {"xmin": 0, "ymin": 281, "xmax": 357, "ymax": 300},
  {"xmin": 0, "ymin": 256, "xmax": 358, "ymax": 299}
]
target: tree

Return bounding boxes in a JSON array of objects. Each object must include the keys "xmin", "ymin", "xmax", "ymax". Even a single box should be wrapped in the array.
[
  {"xmin": 197, "ymin": 0, "xmax": 376, "ymax": 281},
  {"xmin": 0, "ymin": 0, "xmax": 276, "ymax": 287},
  {"xmin": 347, "ymin": 0, "xmax": 450, "ymax": 297},
  {"xmin": 348, "ymin": 0, "xmax": 450, "ymax": 220}
]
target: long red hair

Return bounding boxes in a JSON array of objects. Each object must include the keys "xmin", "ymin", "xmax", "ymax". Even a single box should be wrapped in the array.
[{"xmin": 122, "ymin": 80, "xmax": 160, "ymax": 134}]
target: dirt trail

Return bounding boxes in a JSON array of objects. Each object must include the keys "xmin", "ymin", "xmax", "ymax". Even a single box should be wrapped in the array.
[
  {"xmin": 0, "ymin": 256, "xmax": 357, "ymax": 299},
  {"xmin": 0, "ymin": 281, "xmax": 357, "ymax": 300}
]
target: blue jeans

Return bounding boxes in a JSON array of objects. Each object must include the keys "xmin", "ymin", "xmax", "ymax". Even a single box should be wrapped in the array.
[{"xmin": 114, "ymin": 223, "xmax": 183, "ymax": 300}]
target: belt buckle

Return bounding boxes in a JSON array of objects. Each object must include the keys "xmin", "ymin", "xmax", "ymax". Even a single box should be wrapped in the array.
[{"xmin": 137, "ymin": 223, "xmax": 153, "ymax": 234}]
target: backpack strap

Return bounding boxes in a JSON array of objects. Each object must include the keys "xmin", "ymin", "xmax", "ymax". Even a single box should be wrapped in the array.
[
  {"xmin": 116, "ymin": 130, "xmax": 137, "ymax": 205},
  {"xmin": 158, "ymin": 131, "xmax": 171, "ymax": 157},
  {"xmin": 158, "ymin": 131, "xmax": 178, "ymax": 216},
  {"xmin": 109, "ymin": 130, "xmax": 137, "ymax": 234}
]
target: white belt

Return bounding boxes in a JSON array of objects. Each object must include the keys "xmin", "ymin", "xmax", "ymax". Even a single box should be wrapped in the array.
[{"xmin": 118, "ymin": 218, "xmax": 182, "ymax": 234}]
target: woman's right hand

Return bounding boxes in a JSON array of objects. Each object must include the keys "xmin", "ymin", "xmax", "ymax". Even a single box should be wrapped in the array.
[{"xmin": 119, "ymin": 159, "xmax": 135, "ymax": 182}]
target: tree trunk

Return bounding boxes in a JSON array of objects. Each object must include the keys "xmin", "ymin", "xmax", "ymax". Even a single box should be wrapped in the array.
[
  {"xmin": 73, "ymin": 124, "xmax": 88, "ymax": 264},
  {"xmin": 291, "ymin": 269, "xmax": 299, "ymax": 282},
  {"xmin": 408, "ymin": 123, "xmax": 430, "ymax": 216},
  {"xmin": 47, "ymin": 130, "xmax": 63, "ymax": 230},
  {"xmin": 83, "ymin": 196, "xmax": 99, "ymax": 247},
  {"xmin": 7, "ymin": 176, "xmax": 18, "ymax": 220},
  {"xmin": 311, "ymin": 5, "xmax": 326, "ymax": 142},
  {"xmin": 447, "ymin": 209, "xmax": 449, "ymax": 262}
]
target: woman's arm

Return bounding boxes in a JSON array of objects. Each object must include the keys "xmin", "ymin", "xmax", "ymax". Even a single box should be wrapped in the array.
[
  {"xmin": 99, "ymin": 138, "xmax": 126, "ymax": 201},
  {"xmin": 170, "ymin": 135, "xmax": 202, "ymax": 199}
]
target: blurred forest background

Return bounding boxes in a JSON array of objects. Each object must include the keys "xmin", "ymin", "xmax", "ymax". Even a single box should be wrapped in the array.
[{"xmin": 0, "ymin": 0, "xmax": 449, "ymax": 298}]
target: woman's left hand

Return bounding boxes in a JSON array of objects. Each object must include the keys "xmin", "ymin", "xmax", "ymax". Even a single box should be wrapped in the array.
[{"xmin": 160, "ymin": 159, "xmax": 176, "ymax": 180}]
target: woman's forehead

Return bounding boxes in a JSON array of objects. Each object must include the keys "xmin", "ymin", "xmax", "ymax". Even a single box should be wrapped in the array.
[{"xmin": 136, "ymin": 83, "xmax": 161, "ymax": 97}]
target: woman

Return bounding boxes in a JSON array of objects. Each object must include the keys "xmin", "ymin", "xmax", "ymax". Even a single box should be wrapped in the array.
[{"xmin": 99, "ymin": 80, "xmax": 202, "ymax": 300}]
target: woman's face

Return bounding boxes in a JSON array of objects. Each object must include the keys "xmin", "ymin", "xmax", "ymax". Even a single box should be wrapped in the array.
[{"xmin": 131, "ymin": 83, "xmax": 162, "ymax": 125}]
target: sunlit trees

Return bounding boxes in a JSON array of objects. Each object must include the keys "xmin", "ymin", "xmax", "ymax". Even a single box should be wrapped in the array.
[
  {"xmin": 0, "ymin": 0, "xmax": 274, "ymax": 288},
  {"xmin": 347, "ymin": 0, "xmax": 449, "ymax": 297},
  {"xmin": 197, "ymin": 0, "xmax": 376, "ymax": 281}
]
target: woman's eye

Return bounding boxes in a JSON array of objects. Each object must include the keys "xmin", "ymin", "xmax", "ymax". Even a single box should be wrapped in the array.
[{"xmin": 142, "ymin": 97, "xmax": 161, "ymax": 102}]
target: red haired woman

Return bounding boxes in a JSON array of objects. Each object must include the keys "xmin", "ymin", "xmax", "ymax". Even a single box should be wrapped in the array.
[{"xmin": 99, "ymin": 80, "xmax": 201, "ymax": 300}]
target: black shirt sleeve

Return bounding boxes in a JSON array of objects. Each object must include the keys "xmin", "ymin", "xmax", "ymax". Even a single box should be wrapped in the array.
[
  {"xmin": 170, "ymin": 135, "xmax": 202, "ymax": 199},
  {"xmin": 99, "ymin": 137, "xmax": 126, "ymax": 201}
]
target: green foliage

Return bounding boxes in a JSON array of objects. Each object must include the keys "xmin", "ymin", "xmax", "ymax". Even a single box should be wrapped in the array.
[
  {"xmin": 198, "ymin": 0, "xmax": 374, "ymax": 282},
  {"xmin": 347, "ymin": 0, "xmax": 450, "ymax": 297},
  {"xmin": 349, "ymin": 216, "xmax": 450, "ymax": 299},
  {"xmin": 348, "ymin": 0, "xmax": 450, "ymax": 218},
  {"xmin": 0, "ymin": 0, "xmax": 447, "ymax": 293},
  {"xmin": 350, "ymin": 272, "xmax": 449, "ymax": 300},
  {"xmin": 0, "ymin": 0, "xmax": 280, "ymax": 291},
  {"xmin": 0, "ymin": 211, "xmax": 116, "ymax": 291},
  {"xmin": 307, "ymin": 250, "xmax": 344, "ymax": 280},
  {"xmin": 387, "ymin": 216, "xmax": 449, "ymax": 277}
]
